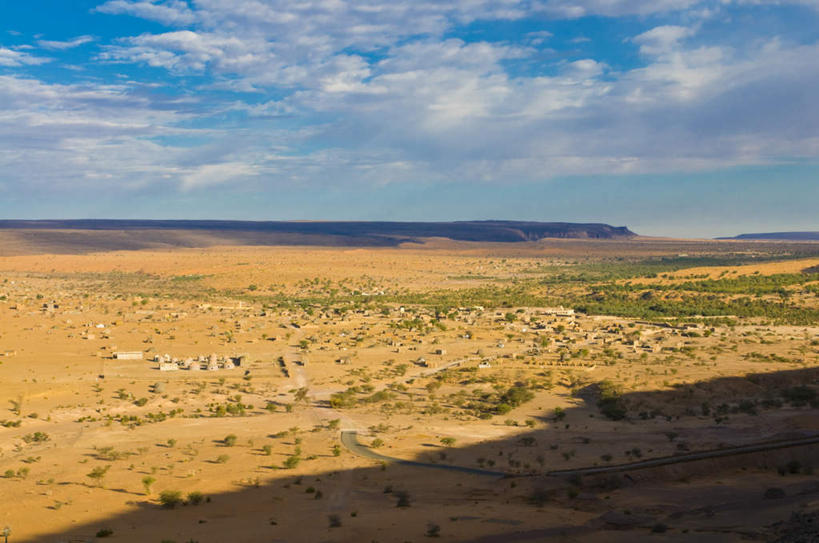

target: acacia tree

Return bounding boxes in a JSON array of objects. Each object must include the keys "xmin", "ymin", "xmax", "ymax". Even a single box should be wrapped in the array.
[
  {"xmin": 86, "ymin": 465, "xmax": 110, "ymax": 488},
  {"xmin": 142, "ymin": 475, "xmax": 156, "ymax": 495}
]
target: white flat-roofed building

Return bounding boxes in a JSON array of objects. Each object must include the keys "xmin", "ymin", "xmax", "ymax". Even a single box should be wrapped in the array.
[{"xmin": 113, "ymin": 351, "xmax": 143, "ymax": 360}]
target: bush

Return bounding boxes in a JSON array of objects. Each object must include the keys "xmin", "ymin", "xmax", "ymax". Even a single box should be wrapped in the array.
[
  {"xmin": 782, "ymin": 386, "xmax": 817, "ymax": 407},
  {"xmin": 223, "ymin": 434, "xmax": 237, "ymax": 447},
  {"xmin": 395, "ymin": 490, "xmax": 411, "ymax": 508},
  {"xmin": 159, "ymin": 490, "xmax": 184, "ymax": 508},
  {"xmin": 142, "ymin": 475, "xmax": 156, "ymax": 495},
  {"xmin": 187, "ymin": 491, "xmax": 205, "ymax": 505},
  {"xmin": 595, "ymin": 381, "xmax": 626, "ymax": 421},
  {"xmin": 86, "ymin": 465, "xmax": 110, "ymax": 487},
  {"xmin": 283, "ymin": 455, "xmax": 301, "ymax": 469},
  {"xmin": 22, "ymin": 431, "xmax": 50, "ymax": 443},
  {"xmin": 499, "ymin": 386, "xmax": 534, "ymax": 408},
  {"xmin": 96, "ymin": 528, "xmax": 114, "ymax": 537},
  {"xmin": 329, "ymin": 390, "xmax": 358, "ymax": 409}
]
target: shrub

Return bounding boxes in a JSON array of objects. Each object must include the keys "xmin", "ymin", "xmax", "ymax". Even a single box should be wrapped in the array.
[
  {"xmin": 596, "ymin": 381, "xmax": 626, "ymax": 421},
  {"xmin": 395, "ymin": 490, "xmax": 411, "ymax": 508},
  {"xmin": 86, "ymin": 465, "xmax": 110, "ymax": 487},
  {"xmin": 223, "ymin": 434, "xmax": 237, "ymax": 447},
  {"xmin": 96, "ymin": 528, "xmax": 114, "ymax": 538},
  {"xmin": 283, "ymin": 455, "xmax": 301, "ymax": 469},
  {"xmin": 187, "ymin": 491, "xmax": 205, "ymax": 505},
  {"xmin": 159, "ymin": 490, "xmax": 184, "ymax": 508},
  {"xmin": 142, "ymin": 475, "xmax": 156, "ymax": 495},
  {"xmin": 22, "ymin": 431, "xmax": 50, "ymax": 443},
  {"xmin": 782, "ymin": 386, "xmax": 817, "ymax": 407},
  {"xmin": 499, "ymin": 386, "xmax": 534, "ymax": 408}
]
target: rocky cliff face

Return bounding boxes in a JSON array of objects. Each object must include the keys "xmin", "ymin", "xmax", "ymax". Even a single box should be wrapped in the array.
[{"xmin": 0, "ymin": 219, "xmax": 637, "ymax": 244}]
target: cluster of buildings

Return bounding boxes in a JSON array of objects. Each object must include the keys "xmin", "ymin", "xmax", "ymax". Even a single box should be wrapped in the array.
[
  {"xmin": 113, "ymin": 351, "xmax": 245, "ymax": 371},
  {"xmin": 153, "ymin": 353, "xmax": 246, "ymax": 372}
]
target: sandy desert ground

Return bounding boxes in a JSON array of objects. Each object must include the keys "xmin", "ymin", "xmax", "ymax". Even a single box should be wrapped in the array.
[{"xmin": 1, "ymin": 236, "xmax": 818, "ymax": 542}]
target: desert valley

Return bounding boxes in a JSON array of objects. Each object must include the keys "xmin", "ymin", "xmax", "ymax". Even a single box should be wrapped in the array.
[{"xmin": 0, "ymin": 225, "xmax": 818, "ymax": 542}]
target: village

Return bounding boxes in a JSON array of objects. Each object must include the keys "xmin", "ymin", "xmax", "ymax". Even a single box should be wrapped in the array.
[{"xmin": 0, "ymin": 245, "xmax": 817, "ymax": 542}]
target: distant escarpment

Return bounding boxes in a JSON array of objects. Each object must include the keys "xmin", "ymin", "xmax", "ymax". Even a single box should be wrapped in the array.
[
  {"xmin": 719, "ymin": 232, "xmax": 819, "ymax": 241},
  {"xmin": 0, "ymin": 219, "xmax": 636, "ymax": 246}
]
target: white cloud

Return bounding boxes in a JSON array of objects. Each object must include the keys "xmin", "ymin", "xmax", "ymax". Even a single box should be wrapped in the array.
[
  {"xmin": 0, "ymin": 46, "xmax": 51, "ymax": 67},
  {"xmin": 95, "ymin": 0, "xmax": 196, "ymax": 26},
  {"xmin": 631, "ymin": 25, "xmax": 695, "ymax": 55},
  {"xmin": 1, "ymin": 0, "xmax": 818, "ymax": 197},
  {"xmin": 181, "ymin": 162, "xmax": 257, "ymax": 189},
  {"xmin": 729, "ymin": 0, "xmax": 819, "ymax": 9},
  {"xmin": 0, "ymin": 74, "xmax": 199, "ymax": 190},
  {"xmin": 102, "ymin": 31, "xmax": 273, "ymax": 73},
  {"xmin": 38, "ymin": 35, "xmax": 95, "ymax": 50},
  {"xmin": 534, "ymin": 0, "xmax": 700, "ymax": 18}
]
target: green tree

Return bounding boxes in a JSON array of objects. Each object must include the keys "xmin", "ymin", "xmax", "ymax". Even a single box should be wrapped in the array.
[
  {"xmin": 142, "ymin": 475, "xmax": 156, "ymax": 495},
  {"xmin": 86, "ymin": 465, "xmax": 111, "ymax": 488},
  {"xmin": 440, "ymin": 437, "xmax": 456, "ymax": 447}
]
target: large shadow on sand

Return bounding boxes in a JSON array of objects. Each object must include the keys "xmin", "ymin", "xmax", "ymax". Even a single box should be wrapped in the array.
[{"xmin": 23, "ymin": 366, "xmax": 819, "ymax": 543}]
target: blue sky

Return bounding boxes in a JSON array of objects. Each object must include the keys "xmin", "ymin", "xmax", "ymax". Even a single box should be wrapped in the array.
[{"xmin": 1, "ymin": 1, "xmax": 818, "ymax": 238}]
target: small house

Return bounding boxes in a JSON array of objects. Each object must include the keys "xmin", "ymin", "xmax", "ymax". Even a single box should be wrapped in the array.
[{"xmin": 114, "ymin": 351, "xmax": 143, "ymax": 360}]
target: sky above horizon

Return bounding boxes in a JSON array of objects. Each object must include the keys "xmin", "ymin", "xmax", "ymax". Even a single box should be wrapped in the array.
[{"xmin": 1, "ymin": 1, "xmax": 818, "ymax": 238}]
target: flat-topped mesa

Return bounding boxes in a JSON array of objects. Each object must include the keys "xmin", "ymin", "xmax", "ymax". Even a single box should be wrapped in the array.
[
  {"xmin": 718, "ymin": 231, "xmax": 819, "ymax": 241},
  {"xmin": 0, "ymin": 219, "xmax": 637, "ymax": 244}
]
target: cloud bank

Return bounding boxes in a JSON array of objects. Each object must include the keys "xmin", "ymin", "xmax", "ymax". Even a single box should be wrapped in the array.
[{"xmin": 0, "ymin": 0, "xmax": 817, "ymax": 226}]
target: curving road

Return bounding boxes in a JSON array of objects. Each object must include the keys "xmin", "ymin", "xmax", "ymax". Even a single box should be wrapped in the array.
[
  {"xmin": 284, "ymin": 328, "xmax": 819, "ymax": 482},
  {"xmin": 340, "ymin": 430, "xmax": 508, "ymax": 477},
  {"xmin": 341, "ymin": 430, "xmax": 819, "ymax": 480}
]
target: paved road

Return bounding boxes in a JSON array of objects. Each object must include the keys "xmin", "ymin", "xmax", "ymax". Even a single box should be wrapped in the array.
[
  {"xmin": 341, "ymin": 430, "xmax": 819, "ymax": 480},
  {"xmin": 286, "ymin": 328, "xmax": 819, "ymax": 482},
  {"xmin": 340, "ymin": 431, "xmax": 508, "ymax": 477},
  {"xmin": 545, "ymin": 433, "xmax": 819, "ymax": 478}
]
